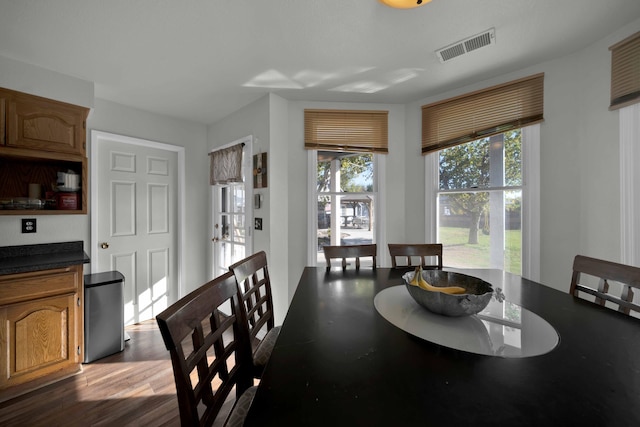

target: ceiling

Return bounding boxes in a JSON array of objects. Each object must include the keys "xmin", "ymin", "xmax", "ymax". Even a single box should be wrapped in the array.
[{"xmin": 1, "ymin": 0, "xmax": 639, "ymax": 125}]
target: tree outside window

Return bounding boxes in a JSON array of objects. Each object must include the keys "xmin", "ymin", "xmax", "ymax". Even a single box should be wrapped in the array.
[
  {"xmin": 438, "ymin": 130, "xmax": 522, "ymax": 274},
  {"xmin": 316, "ymin": 152, "xmax": 375, "ymax": 259}
]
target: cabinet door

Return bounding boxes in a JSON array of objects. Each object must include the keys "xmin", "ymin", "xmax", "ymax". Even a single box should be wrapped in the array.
[
  {"xmin": 0, "ymin": 293, "xmax": 80, "ymax": 390},
  {"xmin": 6, "ymin": 92, "xmax": 87, "ymax": 156}
]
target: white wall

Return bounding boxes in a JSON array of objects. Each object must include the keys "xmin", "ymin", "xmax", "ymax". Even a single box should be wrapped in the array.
[
  {"xmin": 406, "ymin": 18, "xmax": 640, "ymax": 293},
  {"xmin": 267, "ymin": 94, "xmax": 290, "ymax": 322},
  {"xmin": 0, "ymin": 55, "xmax": 94, "ymax": 108},
  {"xmin": 88, "ymin": 98, "xmax": 209, "ymax": 294},
  {"xmin": 207, "ymin": 95, "xmax": 286, "ymax": 318},
  {"xmin": 206, "ymin": 93, "xmax": 297, "ymax": 325},
  {"xmin": 0, "ymin": 56, "xmax": 210, "ymax": 293},
  {"xmin": 284, "ymin": 100, "xmax": 407, "ymax": 302},
  {"xmin": 207, "ymin": 94, "xmax": 271, "ymax": 251},
  {"xmin": 0, "ymin": 56, "xmax": 94, "ymax": 253},
  {"xmin": 4, "ymin": 16, "xmax": 640, "ymax": 318},
  {"xmin": 209, "ymin": 96, "xmax": 407, "ymax": 322},
  {"xmin": 286, "ymin": 101, "xmax": 407, "ymax": 279}
]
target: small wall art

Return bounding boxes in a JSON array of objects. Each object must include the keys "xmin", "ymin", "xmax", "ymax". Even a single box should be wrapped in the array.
[{"xmin": 253, "ymin": 152, "xmax": 267, "ymax": 188}]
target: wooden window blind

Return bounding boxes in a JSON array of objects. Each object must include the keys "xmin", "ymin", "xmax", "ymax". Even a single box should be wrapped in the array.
[
  {"xmin": 610, "ymin": 31, "xmax": 640, "ymax": 110},
  {"xmin": 421, "ymin": 74, "xmax": 544, "ymax": 155},
  {"xmin": 304, "ymin": 109, "xmax": 388, "ymax": 154}
]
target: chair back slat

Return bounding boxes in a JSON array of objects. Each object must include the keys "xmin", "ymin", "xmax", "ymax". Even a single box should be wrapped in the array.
[
  {"xmin": 323, "ymin": 244, "xmax": 377, "ymax": 270},
  {"xmin": 570, "ymin": 255, "xmax": 640, "ymax": 316},
  {"xmin": 229, "ymin": 251, "xmax": 278, "ymax": 376},
  {"xmin": 388, "ymin": 243, "xmax": 443, "ymax": 269},
  {"xmin": 156, "ymin": 271, "xmax": 253, "ymax": 426}
]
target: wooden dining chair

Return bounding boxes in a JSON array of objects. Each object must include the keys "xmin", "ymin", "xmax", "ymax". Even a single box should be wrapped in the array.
[
  {"xmin": 388, "ymin": 243, "xmax": 443, "ymax": 269},
  {"xmin": 570, "ymin": 254, "xmax": 640, "ymax": 316},
  {"xmin": 229, "ymin": 251, "xmax": 280, "ymax": 379},
  {"xmin": 156, "ymin": 271, "xmax": 256, "ymax": 427},
  {"xmin": 323, "ymin": 244, "xmax": 377, "ymax": 270}
]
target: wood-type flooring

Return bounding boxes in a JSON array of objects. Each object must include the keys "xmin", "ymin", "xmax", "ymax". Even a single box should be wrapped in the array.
[{"xmin": 0, "ymin": 320, "xmax": 235, "ymax": 427}]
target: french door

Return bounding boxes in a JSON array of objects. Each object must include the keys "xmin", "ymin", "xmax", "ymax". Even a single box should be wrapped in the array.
[{"xmin": 211, "ymin": 136, "xmax": 253, "ymax": 278}]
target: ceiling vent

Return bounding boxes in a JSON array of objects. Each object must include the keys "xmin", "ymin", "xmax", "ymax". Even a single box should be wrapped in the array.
[{"xmin": 436, "ymin": 28, "xmax": 496, "ymax": 63}]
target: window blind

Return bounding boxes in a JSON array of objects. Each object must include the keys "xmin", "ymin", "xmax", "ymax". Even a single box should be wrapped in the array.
[
  {"xmin": 610, "ymin": 31, "xmax": 640, "ymax": 110},
  {"xmin": 421, "ymin": 74, "xmax": 544, "ymax": 155},
  {"xmin": 209, "ymin": 143, "xmax": 244, "ymax": 185},
  {"xmin": 304, "ymin": 109, "xmax": 388, "ymax": 154}
]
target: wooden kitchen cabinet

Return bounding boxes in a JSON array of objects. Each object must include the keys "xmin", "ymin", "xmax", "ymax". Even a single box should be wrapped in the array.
[
  {"xmin": 0, "ymin": 87, "xmax": 89, "ymax": 214},
  {"xmin": 4, "ymin": 88, "xmax": 88, "ymax": 156},
  {"xmin": 0, "ymin": 265, "xmax": 84, "ymax": 402}
]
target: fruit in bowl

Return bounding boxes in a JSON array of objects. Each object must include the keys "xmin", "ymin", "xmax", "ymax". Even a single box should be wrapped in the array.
[{"xmin": 403, "ymin": 266, "xmax": 495, "ymax": 317}]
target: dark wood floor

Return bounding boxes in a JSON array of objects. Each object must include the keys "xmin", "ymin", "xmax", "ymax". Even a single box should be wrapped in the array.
[{"xmin": 0, "ymin": 320, "xmax": 231, "ymax": 427}]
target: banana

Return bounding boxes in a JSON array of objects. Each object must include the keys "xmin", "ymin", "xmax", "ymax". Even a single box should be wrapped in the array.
[
  {"xmin": 409, "ymin": 266, "xmax": 421, "ymax": 286},
  {"xmin": 420, "ymin": 280, "xmax": 467, "ymax": 295},
  {"xmin": 409, "ymin": 265, "xmax": 467, "ymax": 294}
]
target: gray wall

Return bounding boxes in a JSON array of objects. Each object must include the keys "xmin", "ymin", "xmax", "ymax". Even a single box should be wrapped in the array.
[
  {"xmin": 0, "ymin": 57, "xmax": 210, "ymax": 295},
  {"xmin": 210, "ymin": 17, "xmax": 640, "ymax": 312},
  {"xmin": 0, "ymin": 56, "xmax": 94, "ymax": 252},
  {"xmin": 2, "ymin": 16, "xmax": 639, "ymax": 321},
  {"xmin": 406, "ymin": 19, "xmax": 640, "ymax": 292},
  {"xmin": 88, "ymin": 99, "xmax": 210, "ymax": 294},
  {"xmin": 209, "ymin": 98, "xmax": 407, "ymax": 323},
  {"xmin": 207, "ymin": 94, "xmax": 292, "ymax": 324}
]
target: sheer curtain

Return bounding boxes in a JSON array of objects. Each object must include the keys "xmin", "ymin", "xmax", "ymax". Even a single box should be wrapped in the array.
[{"xmin": 209, "ymin": 143, "xmax": 243, "ymax": 185}]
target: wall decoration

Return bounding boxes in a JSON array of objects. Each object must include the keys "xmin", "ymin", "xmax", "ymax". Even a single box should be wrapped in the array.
[{"xmin": 253, "ymin": 152, "xmax": 267, "ymax": 188}]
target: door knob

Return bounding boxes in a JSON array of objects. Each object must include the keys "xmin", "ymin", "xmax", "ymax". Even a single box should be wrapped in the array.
[
  {"xmin": 100, "ymin": 242, "xmax": 109, "ymax": 249},
  {"xmin": 212, "ymin": 237, "xmax": 219, "ymax": 242}
]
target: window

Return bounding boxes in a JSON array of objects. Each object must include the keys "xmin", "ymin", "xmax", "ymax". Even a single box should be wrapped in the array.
[
  {"xmin": 314, "ymin": 151, "xmax": 377, "ymax": 266},
  {"xmin": 305, "ymin": 109, "xmax": 387, "ymax": 267},
  {"xmin": 620, "ymin": 103, "xmax": 640, "ymax": 269},
  {"xmin": 615, "ymin": 32, "xmax": 640, "ymax": 269},
  {"xmin": 422, "ymin": 75, "xmax": 543, "ymax": 279},
  {"xmin": 610, "ymin": 31, "xmax": 640, "ymax": 110},
  {"xmin": 437, "ymin": 131, "xmax": 522, "ymax": 274}
]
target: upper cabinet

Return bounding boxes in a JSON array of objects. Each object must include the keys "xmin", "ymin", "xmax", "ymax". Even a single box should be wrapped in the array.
[
  {"xmin": 3, "ymin": 89, "xmax": 88, "ymax": 156},
  {"xmin": 0, "ymin": 88, "xmax": 90, "ymax": 215}
]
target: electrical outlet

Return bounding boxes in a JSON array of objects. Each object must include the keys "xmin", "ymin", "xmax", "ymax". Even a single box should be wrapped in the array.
[{"xmin": 22, "ymin": 218, "xmax": 37, "ymax": 233}]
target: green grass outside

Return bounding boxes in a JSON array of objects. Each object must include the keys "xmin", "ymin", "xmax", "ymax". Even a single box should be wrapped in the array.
[{"xmin": 439, "ymin": 226, "xmax": 522, "ymax": 275}]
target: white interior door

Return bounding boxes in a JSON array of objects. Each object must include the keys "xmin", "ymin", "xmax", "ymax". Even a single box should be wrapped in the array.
[
  {"xmin": 93, "ymin": 132, "xmax": 179, "ymax": 325},
  {"xmin": 211, "ymin": 136, "xmax": 253, "ymax": 278}
]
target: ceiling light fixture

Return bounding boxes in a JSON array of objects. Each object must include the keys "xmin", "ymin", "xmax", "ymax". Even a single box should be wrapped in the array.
[{"xmin": 379, "ymin": 0, "xmax": 431, "ymax": 8}]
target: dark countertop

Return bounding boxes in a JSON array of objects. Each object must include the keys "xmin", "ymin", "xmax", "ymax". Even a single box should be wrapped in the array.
[{"xmin": 0, "ymin": 241, "xmax": 90, "ymax": 275}]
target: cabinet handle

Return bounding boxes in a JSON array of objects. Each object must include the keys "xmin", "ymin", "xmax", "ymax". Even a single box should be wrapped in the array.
[
  {"xmin": 77, "ymin": 346, "xmax": 81, "ymax": 355},
  {"xmin": 77, "ymin": 297, "xmax": 81, "ymax": 307}
]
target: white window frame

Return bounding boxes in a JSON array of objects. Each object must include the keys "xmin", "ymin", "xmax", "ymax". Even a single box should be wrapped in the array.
[
  {"xmin": 424, "ymin": 124, "xmax": 540, "ymax": 280},
  {"xmin": 307, "ymin": 151, "xmax": 386, "ymax": 266},
  {"xmin": 209, "ymin": 136, "xmax": 253, "ymax": 279},
  {"xmin": 620, "ymin": 103, "xmax": 640, "ymax": 268}
]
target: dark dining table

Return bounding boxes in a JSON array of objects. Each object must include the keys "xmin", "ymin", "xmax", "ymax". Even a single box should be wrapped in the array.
[{"xmin": 243, "ymin": 267, "xmax": 640, "ymax": 426}]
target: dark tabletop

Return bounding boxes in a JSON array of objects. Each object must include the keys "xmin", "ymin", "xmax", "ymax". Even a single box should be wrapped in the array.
[{"xmin": 244, "ymin": 267, "xmax": 640, "ymax": 426}]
